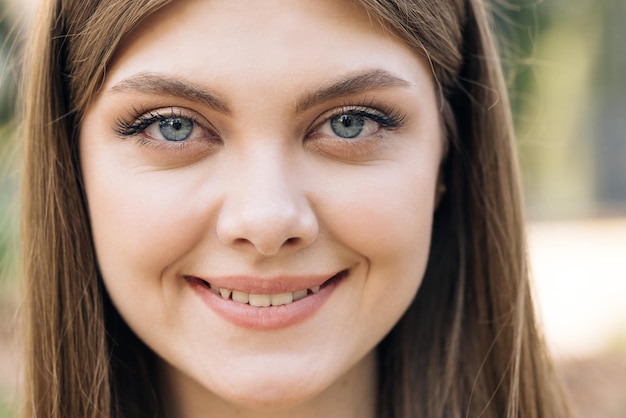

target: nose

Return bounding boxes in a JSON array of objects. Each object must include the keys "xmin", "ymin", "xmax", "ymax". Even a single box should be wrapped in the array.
[{"xmin": 216, "ymin": 150, "xmax": 318, "ymax": 256}]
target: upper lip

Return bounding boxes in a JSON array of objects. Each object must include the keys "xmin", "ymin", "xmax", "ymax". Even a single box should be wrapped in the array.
[{"xmin": 186, "ymin": 270, "xmax": 348, "ymax": 294}]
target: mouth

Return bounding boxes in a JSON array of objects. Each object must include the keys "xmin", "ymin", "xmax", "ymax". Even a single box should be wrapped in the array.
[{"xmin": 195, "ymin": 270, "xmax": 348, "ymax": 308}]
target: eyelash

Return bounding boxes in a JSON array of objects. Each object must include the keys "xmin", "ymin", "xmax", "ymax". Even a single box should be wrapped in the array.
[
  {"xmin": 113, "ymin": 102, "xmax": 405, "ymax": 149},
  {"xmin": 114, "ymin": 107, "xmax": 211, "ymax": 139},
  {"xmin": 312, "ymin": 102, "xmax": 405, "ymax": 134}
]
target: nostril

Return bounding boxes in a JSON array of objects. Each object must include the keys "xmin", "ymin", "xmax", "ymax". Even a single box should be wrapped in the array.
[
  {"xmin": 234, "ymin": 236, "xmax": 302, "ymax": 252},
  {"xmin": 285, "ymin": 237, "xmax": 301, "ymax": 246},
  {"xmin": 233, "ymin": 237, "xmax": 252, "ymax": 247},
  {"xmin": 230, "ymin": 236, "xmax": 300, "ymax": 253}
]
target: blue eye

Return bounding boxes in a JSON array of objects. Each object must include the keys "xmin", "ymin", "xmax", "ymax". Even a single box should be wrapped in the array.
[
  {"xmin": 115, "ymin": 109, "xmax": 210, "ymax": 144},
  {"xmin": 158, "ymin": 117, "xmax": 194, "ymax": 142},
  {"xmin": 330, "ymin": 114, "xmax": 365, "ymax": 138},
  {"xmin": 316, "ymin": 106, "xmax": 401, "ymax": 141}
]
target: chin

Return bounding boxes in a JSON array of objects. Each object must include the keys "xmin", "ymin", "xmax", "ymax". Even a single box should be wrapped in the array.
[{"xmin": 210, "ymin": 374, "xmax": 328, "ymax": 410}]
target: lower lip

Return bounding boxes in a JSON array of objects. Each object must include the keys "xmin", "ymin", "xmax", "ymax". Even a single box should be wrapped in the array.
[{"xmin": 186, "ymin": 273, "xmax": 343, "ymax": 330}]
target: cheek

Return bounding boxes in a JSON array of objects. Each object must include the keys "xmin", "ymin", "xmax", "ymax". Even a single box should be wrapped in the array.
[
  {"xmin": 317, "ymin": 164, "xmax": 436, "ymax": 263},
  {"xmin": 316, "ymin": 162, "xmax": 436, "ymax": 291},
  {"xmin": 313, "ymin": 163, "xmax": 437, "ymax": 343},
  {"xmin": 81, "ymin": 151, "xmax": 213, "ymax": 284}
]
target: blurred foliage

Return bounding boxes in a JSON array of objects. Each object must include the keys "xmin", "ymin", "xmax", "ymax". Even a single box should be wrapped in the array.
[
  {"xmin": 1, "ymin": 3, "xmax": 19, "ymax": 298},
  {"xmin": 493, "ymin": 0, "xmax": 626, "ymax": 219},
  {"xmin": 0, "ymin": 2, "xmax": 19, "ymax": 408},
  {"xmin": 0, "ymin": 127, "xmax": 18, "ymax": 297},
  {"xmin": 0, "ymin": 399, "xmax": 15, "ymax": 418},
  {"xmin": 1, "ymin": 4, "xmax": 19, "ymax": 125}
]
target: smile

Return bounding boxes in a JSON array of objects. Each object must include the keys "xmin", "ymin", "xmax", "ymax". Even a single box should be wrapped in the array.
[
  {"xmin": 205, "ymin": 283, "xmax": 321, "ymax": 307},
  {"xmin": 187, "ymin": 270, "xmax": 348, "ymax": 329},
  {"xmin": 196, "ymin": 269, "xmax": 348, "ymax": 308}
]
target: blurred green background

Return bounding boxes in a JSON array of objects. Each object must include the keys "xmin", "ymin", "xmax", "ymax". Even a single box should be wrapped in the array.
[{"xmin": 0, "ymin": 0, "xmax": 625, "ymax": 417}]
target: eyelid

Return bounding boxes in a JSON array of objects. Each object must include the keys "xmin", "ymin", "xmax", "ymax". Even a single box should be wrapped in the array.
[
  {"xmin": 308, "ymin": 102, "xmax": 405, "ymax": 135},
  {"xmin": 114, "ymin": 106, "xmax": 219, "ymax": 141},
  {"xmin": 305, "ymin": 102, "xmax": 406, "ymax": 160}
]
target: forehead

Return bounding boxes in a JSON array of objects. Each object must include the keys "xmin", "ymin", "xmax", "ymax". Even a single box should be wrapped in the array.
[{"xmin": 105, "ymin": 0, "xmax": 430, "ymax": 94}]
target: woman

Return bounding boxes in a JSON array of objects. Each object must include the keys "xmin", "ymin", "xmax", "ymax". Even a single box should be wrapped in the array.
[{"xmin": 20, "ymin": 0, "xmax": 571, "ymax": 417}]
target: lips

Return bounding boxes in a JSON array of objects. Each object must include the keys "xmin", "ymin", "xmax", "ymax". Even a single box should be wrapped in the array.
[{"xmin": 186, "ymin": 270, "xmax": 348, "ymax": 329}]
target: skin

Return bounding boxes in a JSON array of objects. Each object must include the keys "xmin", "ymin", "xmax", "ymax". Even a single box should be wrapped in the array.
[{"xmin": 80, "ymin": 0, "xmax": 444, "ymax": 417}]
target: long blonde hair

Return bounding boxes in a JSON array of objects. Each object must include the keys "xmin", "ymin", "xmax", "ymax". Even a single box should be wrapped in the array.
[{"xmin": 20, "ymin": 0, "xmax": 570, "ymax": 417}]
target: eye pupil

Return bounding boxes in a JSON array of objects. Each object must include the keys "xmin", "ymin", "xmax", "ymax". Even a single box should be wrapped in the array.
[
  {"xmin": 331, "ymin": 114, "xmax": 364, "ymax": 138},
  {"xmin": 340, "ymin": 115, "xmax": 353, "ymax": 127},
  {"xmin": 159, "ymin": 117, "xmax": 193, "ymax": 141}
]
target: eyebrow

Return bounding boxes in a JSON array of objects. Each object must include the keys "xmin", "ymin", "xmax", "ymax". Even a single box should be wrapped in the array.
[
  {"xmin": 295, "ymin": 69, "xmax": 411, "ymax": 112},
  {"xmin": 108, "ymin": 69, "xmax": 411, "ymax": 114},
  {"xmin": 109, "ymin": 72, "xmax": 231, "ymax": 113}
]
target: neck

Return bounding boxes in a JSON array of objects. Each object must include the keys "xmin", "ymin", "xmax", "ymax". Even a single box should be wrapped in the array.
[{"xmin": 157, "ymin": 351, "xmax": 377, "ymax": 418}]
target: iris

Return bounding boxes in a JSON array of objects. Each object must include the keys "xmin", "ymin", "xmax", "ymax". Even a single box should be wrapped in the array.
[
  {"xmin": 159, "ymin": 117, "xmax": 193, "ymax": 141},
  {"xmin": 330, "ymin": 114, "xmax": 365, "ymax": 138}
]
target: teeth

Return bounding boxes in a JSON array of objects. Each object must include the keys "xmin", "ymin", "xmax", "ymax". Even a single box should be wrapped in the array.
[
  {"xmin": 249, "ymin": 293, "xmax": 271, "ymax": 307},
  {"xmin": 270, "ymin": 292, "xmax": 293, "ymax": 306},
  {"xmin": 219, "ymin": 288, "xmax": 232, "ymax": 300},
  {"xmin": 209, "ymin": 284, "xmax": 324, "ymax": 306},
  {"xmin": 293, "ymin": 289, "xmax": 308, "ymax": 301},
  {"xmin": 232, "ymin": 290, "xmax": 249, "ymax": 304}
]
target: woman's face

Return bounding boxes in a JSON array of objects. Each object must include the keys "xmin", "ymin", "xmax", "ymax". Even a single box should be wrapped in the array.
[{"xmin": 81, "ymin": 0, "xmax": 443, "ymax": 412}]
